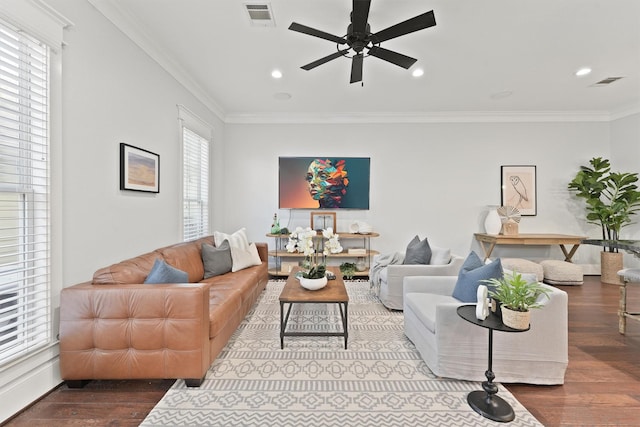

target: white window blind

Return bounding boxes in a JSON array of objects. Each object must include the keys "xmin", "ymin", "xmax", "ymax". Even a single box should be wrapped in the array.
[
  {"xmin": 182, "ymin": 127, "xmax": 209, "ymax": 241},
  {"xmin": 0, "ymin": 19, "xmax": 51, "ymax": 365}
]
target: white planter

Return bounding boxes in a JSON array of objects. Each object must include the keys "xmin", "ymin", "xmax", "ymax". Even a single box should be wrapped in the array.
[
  {"xmin": 500, "ymin": 306, "xmax": 531, "ymax": 330},
  {"xmin": 299, "ymin": 276, "xmax": 328, "ymax": 291}
]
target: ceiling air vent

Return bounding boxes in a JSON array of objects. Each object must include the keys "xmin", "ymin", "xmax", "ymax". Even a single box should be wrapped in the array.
[
  {"xmin": 244, "ymin": 3, "xmax": 276, "ymax": 27},
  {"xmin": 592, "ymin": 76, "xmax": 624, "ymax": 86}
]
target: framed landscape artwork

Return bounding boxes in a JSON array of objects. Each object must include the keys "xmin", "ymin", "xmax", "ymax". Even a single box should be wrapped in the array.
[
  {"xmin": 501, "ymin": 165, "xmax": 536, "ymax": 216},
  {"xmin": 120, "ymin": 143, "xmax": 160, "ymax": 193}
]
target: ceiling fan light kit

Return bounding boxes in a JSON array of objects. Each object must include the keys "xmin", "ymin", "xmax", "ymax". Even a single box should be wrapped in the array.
[{"xmin": 288, "ymin": 0, "xmax": 436, "ymax": 84}]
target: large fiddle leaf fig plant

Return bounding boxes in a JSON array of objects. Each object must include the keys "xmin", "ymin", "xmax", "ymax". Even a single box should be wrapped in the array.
[{"xmin": 568, "ymin": 157, "xmax": 640, "ymax": 252}]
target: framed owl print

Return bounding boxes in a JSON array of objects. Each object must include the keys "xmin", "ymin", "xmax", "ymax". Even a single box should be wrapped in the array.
[{"xmin": 501, "ymin": 165, "xmax": 537, "ymax": 216}]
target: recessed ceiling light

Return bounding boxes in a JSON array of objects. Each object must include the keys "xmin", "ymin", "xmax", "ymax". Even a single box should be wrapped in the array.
[
  {"xmin": 271, "ymin": 69, "xmax": 283, "ymax": 79},
  {"xmin": 412, "ymin": 68, "xmax": 424, "ymax": 77},
  {"xmin": 575, "ymin": 67, "xmax": 592, "ymax": 77}
]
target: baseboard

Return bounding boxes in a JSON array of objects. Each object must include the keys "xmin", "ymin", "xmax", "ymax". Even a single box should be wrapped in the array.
[{"xmin": 0, "ymin": 346, "xmax": 62, "ymax": 424}]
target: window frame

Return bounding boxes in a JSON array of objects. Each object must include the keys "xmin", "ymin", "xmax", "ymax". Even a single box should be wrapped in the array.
[{"xmin": 178, "ymin": 105, "xmax": 212, "ymax": 242}]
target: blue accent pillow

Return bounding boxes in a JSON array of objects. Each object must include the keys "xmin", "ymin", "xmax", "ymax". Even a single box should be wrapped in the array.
[
  {"xmin": 452, "ymin": 251, "xmax": 503, "ymax": 302},
  {"xmin": 144, "ymin": 258, "xmax": 189, "ymax": 284},
  {"xmin": 402, "ymin": 235, "xmax": 432, "ymax": 265}
]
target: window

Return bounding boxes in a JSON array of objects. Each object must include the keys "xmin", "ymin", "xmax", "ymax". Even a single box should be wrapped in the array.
[
  {"xmin": 0, "ymin": 19, "xmax": 51, "ymax": 365},
  {"xmin": 182, "ymin": 127, "xmax": 209, "ymax": 241}
]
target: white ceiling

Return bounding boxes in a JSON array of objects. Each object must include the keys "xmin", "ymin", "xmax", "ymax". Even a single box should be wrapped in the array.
[{"xmin": 89, "ymin": 0, "xmax": 640, "ymax": 122}]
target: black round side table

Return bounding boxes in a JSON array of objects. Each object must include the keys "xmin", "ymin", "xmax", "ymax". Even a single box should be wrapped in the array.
[{"xmin": 456, "ymin": 304, "xmax": 529, "ymax": 423}]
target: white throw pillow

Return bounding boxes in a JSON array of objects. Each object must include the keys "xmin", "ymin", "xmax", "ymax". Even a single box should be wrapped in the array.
[
  {"xmin": 214, "ymin": 227, "xmax": 249, "ymax": 250},
  {"xmin": 429, "ymin": 246, "xmax": 451, "ymax": 265},
  {"xmin": 214, "ymin": 228, "xmax": 261, "ymax": 271},
  {"xmin": 230, "ymin": 242, "xmax": 262, "ymax": 272}
]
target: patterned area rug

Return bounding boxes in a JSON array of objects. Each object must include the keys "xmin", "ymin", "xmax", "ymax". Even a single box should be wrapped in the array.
[{"xmin": 141, "ymin": 281, "xmax": 542, "ymax": 427}]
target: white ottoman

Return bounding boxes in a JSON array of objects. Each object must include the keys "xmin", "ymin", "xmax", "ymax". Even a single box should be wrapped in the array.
[
  {"xmin": 540, "ymin": 260, "xmax": 583, "ymax": 285},
  {"xmin": 501, "ymin": 258, "xmax": 544, "ymax": 282}
]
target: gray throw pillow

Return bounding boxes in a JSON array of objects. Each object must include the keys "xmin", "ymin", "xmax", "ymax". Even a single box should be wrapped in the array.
[
  {"xmin": 452, "ymin": 251, "xmax": 503, "ymax": 302},
  {"xmin": 144, "ymin": 258, "xmax": 189, "ymax": 284},
  {"xmin": 402, "ymin": 235, "xmax": 432, "ymax": 265},
  {"xmin": 202, "ymin": 241, "xmax": 233, "ymax": 278}
]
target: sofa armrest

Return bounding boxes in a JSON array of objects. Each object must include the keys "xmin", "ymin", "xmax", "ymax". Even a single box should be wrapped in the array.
[
  {"xmin": 434, "ymin": 282, "xmax": 568, "ymax": 371},
  {"xmin": 255, "ymin": 242, "xmax": 268, "ymax": 262},
  {"xmin": 59, "ymin": 282, "xmax": 211, "ymax": 382},
  {"xmin": 403, "ymin": 276, "xmax": 458, "ymax": 299}
]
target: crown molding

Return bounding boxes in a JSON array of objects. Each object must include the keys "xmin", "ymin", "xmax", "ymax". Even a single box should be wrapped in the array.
[
  {"xmin": 610, "ymin": 104, "xmax": 640, "ymax": 121},
  {"xmin": 88, "ymin": 0, "xmax": 226, "ymax": 121},
  {"xmin": 224, "ymin": 110, "xmax": 614, "ymax": 124}
]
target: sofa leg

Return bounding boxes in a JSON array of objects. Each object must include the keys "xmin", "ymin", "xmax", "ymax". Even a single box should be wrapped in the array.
[
  {"xmin": 66, "ymin": 380, "xmax": 90, "ymax": 389},
  {"xmin": 184, "ymin": 376, "xmax": 205, "ymax": 387}
]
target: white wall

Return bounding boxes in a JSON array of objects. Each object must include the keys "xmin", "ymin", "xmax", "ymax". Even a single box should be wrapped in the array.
[
  {"xmin": 611, "ymin": 112, "xmax": 640, "ymax": 267},
  {"xmin": 224, "ymin": 120, "xmax": 612, "ymax": 266}
]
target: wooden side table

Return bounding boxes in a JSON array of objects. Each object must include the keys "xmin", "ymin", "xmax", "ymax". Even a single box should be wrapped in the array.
[{"xmin": 457, "ymin": 305, "xmax": 529, "ymax": 423}]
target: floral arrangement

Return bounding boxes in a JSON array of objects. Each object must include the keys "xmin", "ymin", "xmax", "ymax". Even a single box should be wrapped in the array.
[{"xmin": 286, "ymin": 226, "xmax": 343, "ymax": 278}]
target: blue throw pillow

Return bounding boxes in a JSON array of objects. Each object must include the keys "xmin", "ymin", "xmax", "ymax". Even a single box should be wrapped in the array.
[
  {"xmin": 144, "ymin": 258, "xmax": 189, "ymax": 284},
  {"xmin": 402, "ymin": 235, "xmax": 432, "ymax": 265},
  {"xmin": 452, "ymin": 251, "xmax": 503, "ymax": 302}
]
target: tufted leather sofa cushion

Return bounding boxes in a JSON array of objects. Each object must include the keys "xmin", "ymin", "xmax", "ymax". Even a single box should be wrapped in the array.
[{"xmin": 60, "ymin": 283, "xmax": 210, "ymax": 381}]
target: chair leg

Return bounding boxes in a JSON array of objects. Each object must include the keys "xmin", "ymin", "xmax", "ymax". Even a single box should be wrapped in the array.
[{"xmin": 619, "ymin": 281, "xmax": 627, "ymax": 335}]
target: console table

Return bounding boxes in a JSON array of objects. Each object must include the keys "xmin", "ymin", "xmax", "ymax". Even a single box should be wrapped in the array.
[
  {"xmin": 457, "ymin": 305, "xmax": 529, "ymax": 423},
  {"xmin": 474, "ymin": 233, "xmax": 586, "ymax": 262}
]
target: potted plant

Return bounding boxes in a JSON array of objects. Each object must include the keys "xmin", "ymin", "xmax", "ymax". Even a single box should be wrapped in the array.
[
  {"xmin": 568, "ymin": 157, "xmax": 640, "ymax": 283},
  {"xmin": 482, "ymin": 271, "xmax": 551, "ymax": 330},
  {"xmin": 340, "ymin": 262, "xmax": 356, "ymax": 279},
  {"xmin": 286, "ymin": 226, "xmax": 342, "ymax": 289}
]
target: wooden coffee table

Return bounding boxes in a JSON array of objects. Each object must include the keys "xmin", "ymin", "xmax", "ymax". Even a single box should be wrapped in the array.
[{"xmin": 279, "ymin": 267, "xmax": 349, "ymax": 349}]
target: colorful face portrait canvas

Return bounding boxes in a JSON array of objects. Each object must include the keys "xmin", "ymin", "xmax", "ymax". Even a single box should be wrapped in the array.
[{"xmin": 279, "ymin": 157, "xmax": 370, "ymax": 209}]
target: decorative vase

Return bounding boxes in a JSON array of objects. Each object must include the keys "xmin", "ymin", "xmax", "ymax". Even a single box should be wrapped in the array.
[
  {"xmin": 500, "ymin": 306, "xmax": 530, "ymax": 330},
  {"xmin": 299, "ymin": 275, "xmax": 328, "ymax": 291},
  {"xmin": 601, "ymin": 251, "xmax": 623, "ymax": 285},
  {"xmin": 484, "ymin": 206, "xmax": 502, "ymax": 235},
  {"xmin": 356, "ymin": 257, "xmax": 367, "ymax": 272}
]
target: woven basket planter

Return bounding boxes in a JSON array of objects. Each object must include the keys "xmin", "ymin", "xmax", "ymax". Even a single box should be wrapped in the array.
[
  {"xmin": 501, "ymin": 306, "xmax": 531, "ymax": 330},
  {"xmin": 601, "ymin": 251, "xmax": 623, "ymax": 285}
]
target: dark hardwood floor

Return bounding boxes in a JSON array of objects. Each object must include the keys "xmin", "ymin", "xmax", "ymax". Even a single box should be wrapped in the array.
[{"xmin": 3, "ymin": 275, "xmax": 640, "ymax": 426}]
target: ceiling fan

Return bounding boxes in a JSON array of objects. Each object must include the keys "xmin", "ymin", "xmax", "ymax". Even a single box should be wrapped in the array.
[{"xmin": 288, "ymin": 0, "xmax": 436, "ymax": 84}]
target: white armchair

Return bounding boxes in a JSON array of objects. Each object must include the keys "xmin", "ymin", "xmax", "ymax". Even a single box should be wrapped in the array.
[
  {"xmin": 373, "ymin": 251, "xmax": 464, "ymax": 310},
  {"xmin": 402, "ymin": 275, "xmax": 568, "ymax": 384}
]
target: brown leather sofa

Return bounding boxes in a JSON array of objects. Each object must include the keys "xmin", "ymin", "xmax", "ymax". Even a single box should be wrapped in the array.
[{"xmin": 59, "ymin": 236, "xmax": 268, "ymax": 387}]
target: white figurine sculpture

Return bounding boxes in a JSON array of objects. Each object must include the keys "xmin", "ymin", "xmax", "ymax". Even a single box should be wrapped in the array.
[{"xmin": 475, "ymin": 284, "xmax": 490, "ymax": 320}]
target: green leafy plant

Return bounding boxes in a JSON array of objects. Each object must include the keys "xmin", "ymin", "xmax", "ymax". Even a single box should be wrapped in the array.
[
  {"xmin": 568, "ymin": 157, "xmax": 640, "ymax": 252},
  {"xmin": 340, "ymin": 262, "xmax": 356, "ymax": 279},
  {"xmin": 304, "ymin": 264, "xmax": 326, "ymax": 279},
  {"xmin": 482, "ymin": 271, "xmax": 551, "ymax": 312}
]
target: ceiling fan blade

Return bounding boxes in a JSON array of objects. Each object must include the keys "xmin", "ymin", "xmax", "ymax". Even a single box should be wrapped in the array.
[
  {"xmin": 289, "ymin": 22, "xmax": 347, "ymax": 45},
  {"xmin": 371, "ymin": 10, "xmax": 436, "ymax": 43},
  {"xmin": 352, "ymin": 0, "xmax": 371, "ymax": 34},
  {"xmin": 350, "ymin": 53, "xmax": 364, "ymax": 84},
  {"xmin": 368, "ymin": 45, "xmax": 417, "ymax": 69},
  {"xmin": 301, "ymin": 49, "xmax": 350, "ymax": 70}
]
